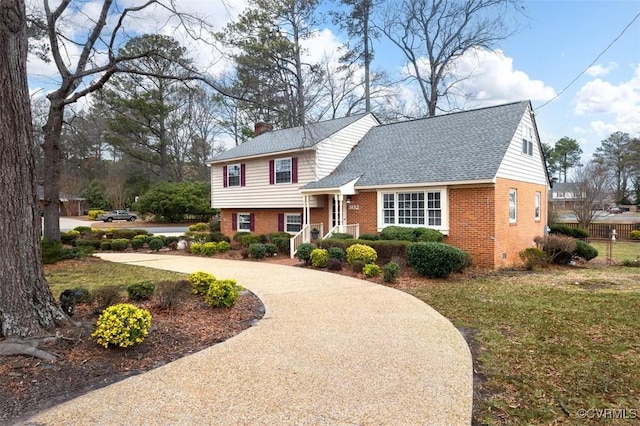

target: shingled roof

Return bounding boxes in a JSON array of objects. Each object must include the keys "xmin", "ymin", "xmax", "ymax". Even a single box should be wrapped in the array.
[
  {"xmin": 302, "ymin": 101, "xmax": 531, "ymax": 190},
  {"xmin": 211, "ymin": 113, "xmax": 370, "ymax": 162}
]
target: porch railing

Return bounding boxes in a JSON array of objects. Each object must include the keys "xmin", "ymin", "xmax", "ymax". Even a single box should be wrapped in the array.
[
  {"xmin": 290, "ymin": 223, "xmax": 324, "ymax": 258},
  {"xmin": 324, "ymin": 223, "xmax": 360, "ymax": 240}
]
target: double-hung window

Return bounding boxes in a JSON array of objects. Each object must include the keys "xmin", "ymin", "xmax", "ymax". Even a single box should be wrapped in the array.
[
  {"xmin": 509, "ymin": 189, "xmax": 517, "ymax": 223},
  {"xmin": 285, "ymin": 213, "xmax": 302, "ymax": 233},
  {"xmin": 275, "ymin": 158, "xmax": 291, "ymax": 184},
  {"xmin": 238, "ymin": 213, "xmax": 251, "ymax": 231},
  {"xmin": 381, "ymin": 190, "xmax": 445, "ymax": 229},
  {"xmin": 227, "ymin": 164, "xmax": 240, "ymax": 187},
  {"xmin": 534, "ymin": 192, "xmax": 541, "ymax": 221}
]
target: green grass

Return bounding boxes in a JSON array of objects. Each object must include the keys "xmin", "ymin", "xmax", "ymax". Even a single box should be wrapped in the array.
[
  {"xmin": 45, "ymin": 258, "xmax": 187, "ymax": 298},
  {"xmin": 407, "ymin": 266, "xmax": 640, "ymax": 425},
  {"xmin": 588, "ymin": 241, "xmax": 640, "ymax": 263}
]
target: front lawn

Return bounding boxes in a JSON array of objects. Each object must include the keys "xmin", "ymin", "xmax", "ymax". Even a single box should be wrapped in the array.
[{"xmin": 404, "ymin": 265, "xmax": 640, "ymax": 425}]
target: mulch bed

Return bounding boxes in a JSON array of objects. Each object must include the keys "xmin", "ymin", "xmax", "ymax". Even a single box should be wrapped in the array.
[{"xmin": 0, "ymin": 290, "xmax": 264, "ymax": 425}]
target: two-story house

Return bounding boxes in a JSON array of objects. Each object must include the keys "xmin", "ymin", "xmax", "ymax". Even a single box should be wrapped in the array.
[{"xmin": 209, "ymin": 101, "xmax": 550, "ymax": 268}]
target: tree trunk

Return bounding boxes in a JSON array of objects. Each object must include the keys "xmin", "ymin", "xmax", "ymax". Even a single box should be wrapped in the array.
[
  {"xmin": 0, "ymin": 0, "xmax": 66, "ymax": 338},
  {"xmin": 42, "ymin": 99, "xmax": 64, "ymax": 241}
]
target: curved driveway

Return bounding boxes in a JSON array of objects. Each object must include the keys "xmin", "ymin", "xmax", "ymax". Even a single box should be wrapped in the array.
[{"xmin": 27, "ymin": 253, "xmax": 472, "ymax": 425}]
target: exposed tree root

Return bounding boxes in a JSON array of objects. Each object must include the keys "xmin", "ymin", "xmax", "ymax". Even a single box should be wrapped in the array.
[{"xmin": 0, "ymin": 337, "xmax": 58, "ymax": 361}]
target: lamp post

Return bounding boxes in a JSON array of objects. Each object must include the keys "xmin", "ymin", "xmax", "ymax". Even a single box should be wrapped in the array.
[{"xmin": 607, "ymin": 228, "xmax": 617, "ymax": 265}]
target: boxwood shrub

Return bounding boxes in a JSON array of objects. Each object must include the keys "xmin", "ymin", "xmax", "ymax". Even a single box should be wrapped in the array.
[
  {"xmin": 249, "ymin": 243, "xmax": 267, "ymax": 259},
  {"xmin": 549, "ymin": 224, "xmax": 590, "ymax": 239},
  {"xmin": 296, "ymin": 243, "xmax": 316, "ymax": 264},
  {"xmin": 111, "ymin": 238, "xmax": 130, "ymax": 251},
  {"xmin": 575, "ymin": 239, "xmax": 598, "ymax": 261},
  {"xmin": 407, "ymin": 242, "xmax": 467, "ymax": 278}
]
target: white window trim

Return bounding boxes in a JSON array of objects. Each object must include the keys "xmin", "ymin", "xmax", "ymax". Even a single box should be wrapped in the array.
[
  {"xmin": 238, "ymin": 212, "xmax": 251, "ymax": 231},
  {"xmin": 227, "ymin": 163, "xmax": 241, "ymax": 187},
  {"xmin": 521, "ymin": 126, "xmax": 533, "ymax": 156},
  {"xmin": 534, "ymin": 192, "xmax": 541, "ymax": 221},
  {"xmin": 377, "ymin": 188, "xmax": 449, "ymax": 235},
  {"xmin": 509, "ymin": 189, "xmax": 517, "ymax": 223},
  {"xmin": 274, "ymin": 157, "xmax": 292, "ymax": 184},
  {"xmin": 284, "ymin": 213, "xmax": 302, "ymax": 233}
]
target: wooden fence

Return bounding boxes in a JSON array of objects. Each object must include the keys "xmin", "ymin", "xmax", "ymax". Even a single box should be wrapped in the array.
[{"xmin": 561, "ymin": 222, "xmax": 639, "ymax": 240}]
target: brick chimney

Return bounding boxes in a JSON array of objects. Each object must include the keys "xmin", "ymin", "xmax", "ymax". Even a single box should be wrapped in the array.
[{"xmin": 254, "ymin": 122, "xmax": 273, "ymax": 137}]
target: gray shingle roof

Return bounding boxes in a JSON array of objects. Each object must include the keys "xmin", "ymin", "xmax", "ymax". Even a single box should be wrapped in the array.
[
  {"xmin": 211, "ymin": 113, "xmax": 370, "ymax": 162},
  {"xmin": 302, "ymin": 101, "xmax": 530, "ymax": 190}
]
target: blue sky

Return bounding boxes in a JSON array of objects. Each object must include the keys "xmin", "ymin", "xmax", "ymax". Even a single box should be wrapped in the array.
[{"xmin": 27, "ymin": 0, "xmax": 639, "ymax": 163}]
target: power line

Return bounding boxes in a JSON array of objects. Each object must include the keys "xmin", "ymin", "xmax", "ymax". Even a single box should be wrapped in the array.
[{"xmin": 535, "ymin": 11, "xmax": 640, "ymax": 112}]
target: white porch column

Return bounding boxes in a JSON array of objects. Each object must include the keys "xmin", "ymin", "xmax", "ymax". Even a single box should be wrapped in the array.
[{"xmin": 337, "ymin": 193, "xmax": 344, "ymax": 232}]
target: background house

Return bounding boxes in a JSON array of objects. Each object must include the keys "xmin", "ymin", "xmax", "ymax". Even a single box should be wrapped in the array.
[
  {"xmin": 37, "ymin": 185, "xmax": 87, "ymax": 217},
  {"xmin": 210, "ymin": 101, "xmax": 550, "ymax": 268}
]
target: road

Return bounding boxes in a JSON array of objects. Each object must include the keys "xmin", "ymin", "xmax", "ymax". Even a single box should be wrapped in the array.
[
  {"xmin": 58, "ymin": 217, "xmax": 188, "ymax": 236},
  {"xmin": 556, "ymin": 211, "xmax": 640, "ymax": 223}
]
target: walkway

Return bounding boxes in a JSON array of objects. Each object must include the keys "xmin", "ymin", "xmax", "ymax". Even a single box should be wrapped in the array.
[{"xmin": 26, "ymin": 253, "xmax": 472, "ymax": 425}]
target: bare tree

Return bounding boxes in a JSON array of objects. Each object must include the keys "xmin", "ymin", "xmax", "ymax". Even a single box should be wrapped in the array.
[
  {"xmin": 0, "ymin": 0, "xmax": 66, "ymax": 339},
  {"xmin": 381, "ymin": 0, "xmax": 522, "ymax": 116},
  {"xmin": 36, "ymin": 0, "xmax": 229, "ymax": 242},
  {"xmin": 567, "ymin": 162, "xmax": 610, "ymax": 229}
]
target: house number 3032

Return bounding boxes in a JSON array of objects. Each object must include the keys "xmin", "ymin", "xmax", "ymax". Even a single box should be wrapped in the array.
[{"xmin": 348, "ymin": 204, "xmax": 359, "ymax": 210}]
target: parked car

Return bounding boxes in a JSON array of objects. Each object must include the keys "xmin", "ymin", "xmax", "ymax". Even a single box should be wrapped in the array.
[
  {"xmin": 608, "ymin": 206, "xmax": 623, "ymax": 214},
  {"xmin": 98, "ymin": 210, "xmax": 137, "ymax": 222}
]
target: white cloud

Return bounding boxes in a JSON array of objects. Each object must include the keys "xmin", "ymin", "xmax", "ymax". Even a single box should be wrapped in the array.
[
  {"xmin": 586, "ymin": 62, "xmax": 618, "ymax": 77},
  {"xmin": 574, "ymin": 64, "xmax": 640, "ymax": 137},
  {"xmin": 453, "ymin": 49, "xmax": 557, "ymax": 105}
]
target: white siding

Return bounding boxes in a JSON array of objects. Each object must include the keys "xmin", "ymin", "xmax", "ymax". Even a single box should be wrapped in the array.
[
  {"xmin": 315, "ymin": 113, "xmax": 379, "ymax": 180},
  {"xmin": 211, "ymin": 151, "xmax": 324, "ymax": 208},
  {"xmin": 496, "ymin": 104, "xmax": 549, "ymax": 185}
]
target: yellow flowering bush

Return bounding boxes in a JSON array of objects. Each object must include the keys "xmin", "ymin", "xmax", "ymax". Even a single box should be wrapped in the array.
[
  {"xmin": 362, "ymin": 263, "xmax": 381, "ymax": 277},
  {"xmin": 310, "ymin": 248, "xmax": 329, "ymax": 268},
  {"xmin": 346, "ymin": 244, "xmax": 377, "ymax": 265},
  {"xmin": 188, "ymin": 271, "xmax": 216, "ymax": 294},
  {"xmin": 92, "ymin": 303, "xmax": 152, "ymax": 348},
  {"xmin": 205, "ymin": 279, "xmax": 242, "ymax": 308}
]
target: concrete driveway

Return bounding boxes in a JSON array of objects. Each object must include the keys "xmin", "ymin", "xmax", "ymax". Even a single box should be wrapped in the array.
[{"xmin": 27, "ymin": 253, "xmax": 473, "ymax": 426}]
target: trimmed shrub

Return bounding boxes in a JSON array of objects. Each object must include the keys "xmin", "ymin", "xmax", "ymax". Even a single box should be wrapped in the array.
[
  {"xmin": 92, "ymin": 303, "xmax": 152, "ymax": 348},
  {"xmin": 190, "ymin": 242, "xmax": 203, "ymax": 254},
  {"xmin": 126, "ymin": 281, "xmax": 156, "ymax": 301},
  {"xmin": 111, "ymin": 238, "xmax": 130, "ymax": 251},
  {"xmin": 216, "ymin": 241, "xmax": 231, "ymax": 252},
  {"xmin": 264, "ymin": 243, "xmax": 278, "ymax": 257},
  {"xmin": 326, "ymin": 258, "xmax": 342, "ymax": 271},
  {"xmin": 100, "ymin": 241, "xmax": 112, "ymax": 251},
  {"xmin": 42, "ymin": 239, "xmax": 79, "ymax": 264},
  {"xmin": 241, "ymin": 234, "xmax": 262, "ymax": 247},
  {"xmin": 359, "ymin": 233, "xmax": 379, "ymax": 241},
  {"xmin": 112, "ymin": 229, "xmax": 145, "ymax": 240},
  {"xmin": 271, "ymin": 237, "xmax": 290, "ymax": 255},
  {"xmin": 189, "ymin": 222, "xmax": 209, "ymax": 232},
  {"xmin": 380, "ymin": 226, "xmax": 415, "ymax": 241},
  {"xmin": 351, "ymin": 260, "xmax": 365, "ymax": 273},
  {"xmin": 535, "ymin": 235, "xmax": 577, "ymax": 264},
  {"xmin": 269, "ymin": 231, "xmax": 291, "ymax": 241},
  {"xmin": 346, "ymin": 244, "xmax": 377, "ymax": 265},
  {"xmin": 190, "ymin": 231, "xmax": 212, "ymax": 243},
  {"xmin": 200, "ymin": 242, "xmax": 218, "ymax": 256},
  {"xmin": 148, "ymin": 237, "xmax": 164, "ymax": 252},
  {"xmin": 630, "ymin": 230, "xmax": 640, "ymax": 240},
  {"xmin": 310, "ymin": 248, "xmax": 329, "ymax": 267},
  {"xmin": 407, "ymin": 242, "xmax": 467, "ymax": 278},
  {"xmin": 93, "ymin": 286, "xmax": 122, "ymax": 311},
  {"xmin": 164, "ymin": 236, "xmax": 179, "ymax": 246},
  {"xmin": 211, "ymin": 231, "xmax": 230, "ymax": 243},
  {"xmin": 331, "ymin": 232, "xmax": 353, "ymax": 240},
  {"xmin": 188, "ymin": 271, "xmax": 216, "ymax": 295},
  {"xmin": 328, "ymin": 246, "xmax": 345, "ymax": 262},
  {"xmin": 575, "ymin": 240, "xmax": 598, "ymax": 261},
  {"xmin": 415, "ymin": 228, "xmax": 445, "ymax": 243},
  {"xmin": 232, "ymin": 231, "xmax": 251, "ymax": 242},
  {"xmin": 131, "ymin": 237, "xmax": 145, "ymax": 250},
  {"xmin": 549, "ymin": 224, "xmax": 590, "ymax": 239},
  {"xmin": 296, "ymin": 243, "xmax": 316, "ymax": 264},
  {"xmin": 383, "ymin": 261, "xmax": 401, "ymax": 283},
  {"xmin": 73, "ymin": 226, "xmax": 94, "ymax": 235},
  {"xmin": 205, "ymin": 279, "xmax": 242, "ymax": 308},
  {"xmin": 363, "ymin": 263, "xmax": 381, "ymax": 277},
  {"xmin": 519, "ymin": 247, "xmax": 547, "ymax": 270},
  {"xmin": 249, "ymin": 243, "xmax": 267, "ymax": 259},
  {"xmin": 60, "ymin": 230, "xmax": 81, "ymax": 244},
  {"xmin": 155, "ymin": 280, "xmax": 190, "ymax": 310}
]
